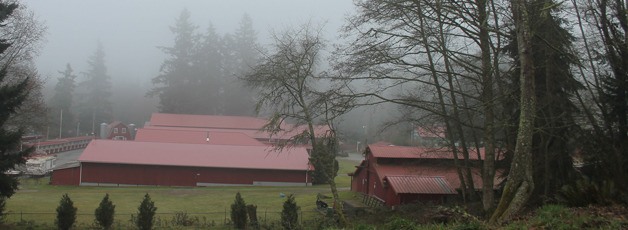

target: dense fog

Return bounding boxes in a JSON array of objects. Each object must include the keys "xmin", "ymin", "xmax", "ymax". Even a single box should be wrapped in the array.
[{"xmin": 22, "ymin": 1, "xmax": 381, "ymax": 136}]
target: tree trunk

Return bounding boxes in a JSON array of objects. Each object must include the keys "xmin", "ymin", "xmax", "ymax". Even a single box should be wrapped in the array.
[
  {"xmin": 416, "ymin": 2, "xmax": 469, "ymax": 202},
  {"xmin": 489, "ymin": 0, "xmax": 536, "ymax": 224},
  {"xmin": 435, "ymin": 0, "xmax": 477, "ymax": 200},
  {"xmin": 478, "ymin": 0, "xmax": 496, "ymax": 213}
]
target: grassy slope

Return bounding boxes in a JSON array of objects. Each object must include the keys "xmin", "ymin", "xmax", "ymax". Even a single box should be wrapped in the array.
[{"xmin": 4, "ymin": 156, "xmax": 363, "ymax": 227}]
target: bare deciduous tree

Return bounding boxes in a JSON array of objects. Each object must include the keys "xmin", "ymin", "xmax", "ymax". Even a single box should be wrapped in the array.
[{"xmin": 242, "ymin": 24, "xmax": 351, "ymax": 227}]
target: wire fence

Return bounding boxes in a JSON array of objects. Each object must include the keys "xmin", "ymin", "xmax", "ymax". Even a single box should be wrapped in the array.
[{"xmin": 3, "ymin": 209, "xmax": 326, "ymax": 229}]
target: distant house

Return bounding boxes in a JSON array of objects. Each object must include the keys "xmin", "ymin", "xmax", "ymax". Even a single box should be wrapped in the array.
[
  {"xmin": 101, "ymin": 121, "xmax": 135, "ymax": 140},
  {"xmin": 411, "ymin": 126, "xmax": 447, "ymax": 147},
  {"xmin": 350, "ymin": 145, "xmax": 500, "ymax": 207}
]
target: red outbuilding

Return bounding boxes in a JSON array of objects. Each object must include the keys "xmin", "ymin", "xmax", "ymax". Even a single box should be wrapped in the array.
[{"xmin": 350, "ymin": 145, "xmax": 500, "ymax": 207}]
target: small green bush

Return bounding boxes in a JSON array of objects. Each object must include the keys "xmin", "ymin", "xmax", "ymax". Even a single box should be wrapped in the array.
[
  {"xmin": 231, "ymin": 192, "xmax": 248, "ymax": 229},
  {"xmin": 246, "ymin": 204, "xmax": 259, "ymax": 229},
  {"xmin": 352, "ymin": 224, "xmax": 376, "ymax": 230},
  {"xmin": 557, "ymin": 176, "xmax": 616, "ymax": 206},
  {"xmin": 136, "ymin": 193, "xmax": 157, "ymax": 230},
  {"xmin": 0, "ymin": 196, "xmax": 6, "ymax": 224},
  {"xmin": 384, "ymin": 216, "xmax": 418, "ymax": 230},
  {"xmin": 531, "ymin": 204, "xmax": 581, "ymax": 229},
  {"xmin": 452, "ymin": 220, "xmax": 487, "ymax": 230},
  {"xmin": 281, "ymin": 194, "xmax": 300, "ymax": 230},
  {"xmin": 94, "ymin": 193, "xmax": 115, "ymax": 229},
  {"xmin": 56, "ymin": 193, "xmax": 77, "ymax": 230},
  {"xmin": 171, "ymin": 211, "xmax": 198, "ymax": 226}
]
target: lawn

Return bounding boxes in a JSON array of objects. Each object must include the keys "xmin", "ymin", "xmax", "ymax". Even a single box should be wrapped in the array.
[{"xmin": 3, "ymin": 156, "xmax": 363, "ymax": 229}]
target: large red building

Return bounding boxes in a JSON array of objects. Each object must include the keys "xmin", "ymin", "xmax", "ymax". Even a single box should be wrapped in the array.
[
  {"xmin": 350, "ymin": 145, "xmax": 499, "ymax": 207},
  {"xmin": 52, "ymin": 140, "xmax": 312, "ymax": 186},
  {"xmin": 51, "ymin": 113, "xmax": 316, "ymax": 187}
]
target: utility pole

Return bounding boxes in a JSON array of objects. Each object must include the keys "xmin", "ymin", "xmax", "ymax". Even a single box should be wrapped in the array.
[
  {"xmin": 59, "ymin": 109, "xmax": 63, "ymax": 138},
  {"xmin": 91, "ymin": 110, "xmax": 95, "ymax": 136}
]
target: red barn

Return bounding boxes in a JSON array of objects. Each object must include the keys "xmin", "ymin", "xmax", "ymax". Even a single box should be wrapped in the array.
[
  {"xmin": 102, "ymin": 121, "xmax": 134, "ymax": 140},
  {"xmin": 52, "ymin": 140, "xmax": 312, "ymax": 186},
  {"xmin": 350, "ymin": 145, "xmax": 499, "ymax": 207}
]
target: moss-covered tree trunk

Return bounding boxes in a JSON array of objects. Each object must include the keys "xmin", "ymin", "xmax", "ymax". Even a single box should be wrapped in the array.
[
  {"xmin": 478, "ymin": 0, "xmax": 497, "ymax": 213},
  {"xmin": 489, "ymin": 0, "xmax": 536, "ymax": 224}
]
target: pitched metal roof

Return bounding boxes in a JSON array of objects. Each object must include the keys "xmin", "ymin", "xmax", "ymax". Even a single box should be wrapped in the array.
[
  {"xmin": 134, "ymin": 128, "xmax": 264, "ymax": 146},
  {"xmin": 142, "ymin": 126, "xmax": 264, "ymax": 139},
  {"xmin": 144, "ymin": 116, "xmax": 331, "ymax": 141},
  {"xmin": 368, "ymin": 145, "xmax": 487, "ymax": 160},
  {"xmin": 386, "ymin": 176, "xmax": 457, "ymax": 194},
  {"xmin": 79, "ymin": 139, "xmax": 312, "ymax": 171},
  {"xmin": 374, "ymin": 164, "xmax": 501, "ymax": 190},
  {"xmin": 149, "ymin": 113, "xmax": 269, "ymax": 130}
]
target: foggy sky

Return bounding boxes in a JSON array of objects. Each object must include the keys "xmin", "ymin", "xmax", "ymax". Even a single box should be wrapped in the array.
[{"xmin": 22, "ymin": 0, "xmax": 355, "ymax": 91}]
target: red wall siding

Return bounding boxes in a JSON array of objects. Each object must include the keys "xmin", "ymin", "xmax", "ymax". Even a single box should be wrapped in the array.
[
  {"xmin": 51, "ymin": 167, "xmax": 80, "ymax": 186},
  {"xmin": 351, "ymin": 164, "xmax": 368, "ymax": 193},
  {"xmin": 80, "ymin": 163, "xmax": 309, "ymax": 186}
]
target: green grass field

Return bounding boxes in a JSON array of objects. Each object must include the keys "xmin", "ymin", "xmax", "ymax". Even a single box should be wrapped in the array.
[{"xmin": 3, "ymin": 156, "xmax": 362, "ymax": 229}]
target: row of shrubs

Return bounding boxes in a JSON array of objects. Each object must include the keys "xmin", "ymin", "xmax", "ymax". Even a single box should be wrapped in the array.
[
  {"xmin": 55, "ymin": 193, "xmax": 155, "ymax": 230},
  {"xmin": 52, "ymin": 192, "xmax": 302, "ymax": 230}
]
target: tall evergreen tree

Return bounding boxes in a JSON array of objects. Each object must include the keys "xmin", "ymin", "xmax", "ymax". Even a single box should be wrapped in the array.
[
  {"xmin": 193, "ymin": 23, "xmax": 224, "ymax": 114},
  {"xmin": 0, "ymin": 2, "xmax": 32, "ymax": 199},
  {"xmin": 149, "ymin": 8, "xmax": 200, "ymax": 114},
  {"xmin": 225, "ymin": 14, "xmax": 258, "ymax": 116},
  {"xmin": 580, "ymin": 0, "xmax": 628, "ymax": 192},
  {"xmin": 77, "ymin": 42, "xmax": 112, "ymax": 135},
  {"xmin": 49, "ymin": 64, "xmax": 77, "ymax": 138},
  {"xmin": 502, "ymin": 0, "xmax": 581, "ymax": 200}
]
